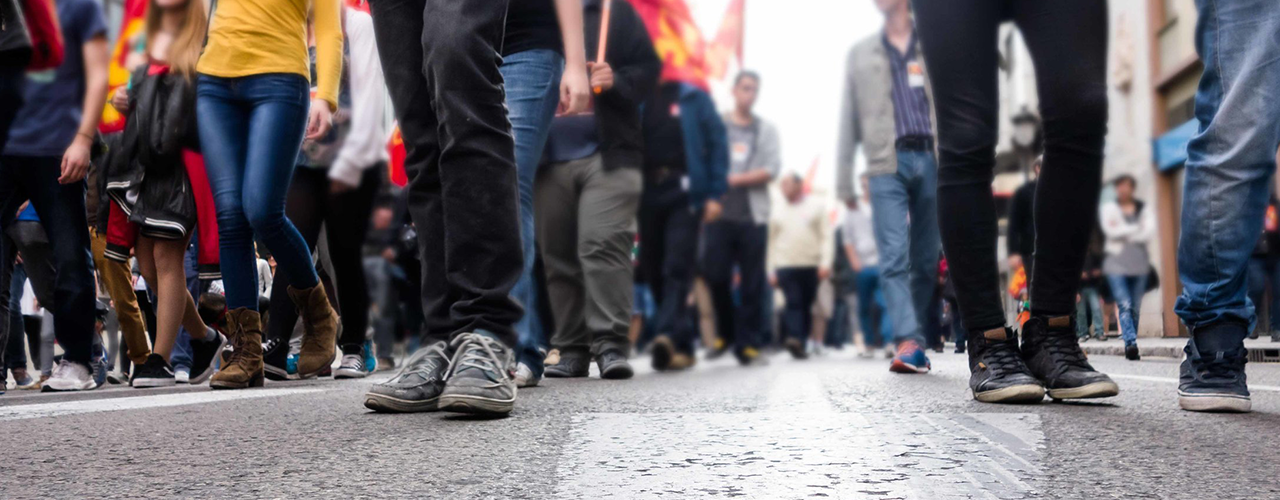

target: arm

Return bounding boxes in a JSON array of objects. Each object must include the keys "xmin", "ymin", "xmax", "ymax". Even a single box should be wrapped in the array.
[
  {"xmin": 306, "ymin": 0, "xmax": 344, "ymax": 140},
  {"xmin": 702, "ymin": 96, "xmax": 730, "ymax": 200},
  {"xmin": 835, "ymin": 49, "xmax": 861, "ymax": 203},
  {"xmin": 817, "ymin": 204, "xmax": 835, "ymax": 277},
  {"xmin": 329, "ymin": 11, "xmax": 387, "ymax": 188},
  {"xmin": 729, "ymin": 122, "xmax": 781, "ymax": 188},
  {"xmin": 598, "ymin": 2, "xmax": 660, "ymax": 103},
  {"xmin": 553, "ymin": 0, "xmax": 590, "ymax": 115},
  {"xmin": 61, "ymin": 34, "xmax": 109, "ymax": 184},
  {"xmin": 844, "ymin": 243, "xmax": 862, "ymax": 273},
  {"xmin": 1099, "ymin": 203, "xmax": 1141, "ymax": 241}
]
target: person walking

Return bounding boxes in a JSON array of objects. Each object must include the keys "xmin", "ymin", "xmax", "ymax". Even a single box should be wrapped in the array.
[
  {"xmin": 836, "ymin": 0, "xmax": 940, "ymax": 375},
  {"xmin": 769, "ymin": 174, "xmax": 834, "ymax": 360},
  {"xmin": 842, "ymin": 181, "xmax": 891, "ymax": 358},
  {"xmin": 1099, "ymin": 175, "xmax": 1154, "ymax": 361},
  {"xmin": 0, "ymin": 0, "xmax": 108, "ymax": 392},
  {"xmin": 537, "ymin": 0, "xmax": 657, "ymax": 382},
  {"xmin": 361, "ymin": 0, "xmax": 525, "ymax": 415},
  {"xmin": 914, "ymin": 0, "xmax": 1119, "ymax": 403},
  {"xmin": 702, "ymin": 70, "xmax": 780, "ymax": 365},
  {"xmin": 1076, "ymin": 226, "xmax": 1107, "ymax": 344},
  {"xmin": 1173, "ymin": 0, "xmax": 1280, "ymax": 413}
]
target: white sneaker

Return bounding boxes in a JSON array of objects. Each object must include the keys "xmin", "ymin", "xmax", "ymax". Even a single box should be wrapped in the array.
[
  {"xmin": 175, "ymin": 368, "xmax": 191, "ymax": 384},
  {"xmin": 334, "ymin": 354, "xmax": 367, "ymax": 379},
  {"xmin": 514, "ymin": 362, "xmax": 540, "ymax": 388},
  {"xmin": 41, "ymin": 360, "xmax": 96, "ymax": 392}
]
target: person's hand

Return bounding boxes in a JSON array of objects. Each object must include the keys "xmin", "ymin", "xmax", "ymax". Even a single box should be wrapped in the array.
[
  {"xmin": 851, "ymin": 262, "xmax": 863, "ymax": 274},
  {"xmin": 768, "ymin": 273, "xmax": 778, "ymax": 288},
  {"xmin": 1008, "ymin": 254, "xmax": 1023, "ymax": 271},
  {"xmin": 587, "ymin": 61, "xmax": 614, "ymax": 93},
  {"xmin": 818, "ymin": 267, "xmax": 832, "ymax": 281},
  {"xmin": 558, "ymin": 62, "xmax": 591, "ymax": 116},
  {"xmin": 703, "ymin": 199, "xmax": 723, "ymax": 223},
  {"xmin": 330, "ymin": 179, "xmax": 358, "ymax": 195},
  {"xmin": 305, "ymin": 98, "xmax": 333, "ymax": 140},
  {"xmin": 382, "ymin": 247, "xmax": 397, "ymax": 263},
  {"xmin": 111, "ymin": 87, "xmax": 130, "ymax": 114},
  {"xmin": 59, "ymin": 135, "xmax": 92, "ymax": 184}
]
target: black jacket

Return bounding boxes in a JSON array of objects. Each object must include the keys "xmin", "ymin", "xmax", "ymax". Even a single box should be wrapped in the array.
[{"xmin": 583, "ymin": 0, "xmax": 660, "ymax": 170}]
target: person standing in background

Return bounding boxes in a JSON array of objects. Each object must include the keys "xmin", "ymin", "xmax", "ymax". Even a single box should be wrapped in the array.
[
  {"xmin": 1076, "ymin": 226, "xmax": 1107, "ymax": 344},
  {"xmin": 842, "ymin": 177, "xmax": 891, "ymax": 358},
  {"xmin": 703, "ymin": 70, "xmax": 780, "ymax": 366},
  {"xmin": 1099, "ymin": 175, "xmax": 1154, "ymax": 361},
  {"xmin": 769, "ymin": 174, "xmax": 834, "ymax": 360}
]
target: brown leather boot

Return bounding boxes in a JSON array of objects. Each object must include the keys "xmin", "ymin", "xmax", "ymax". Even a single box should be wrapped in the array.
[
  {"xmin": 289, "ymin": 283, "xmax": 340, "ymax": 379},
  {"xmin": 210, "ymin": 308, "xmax": 264, "ymax": 390}
]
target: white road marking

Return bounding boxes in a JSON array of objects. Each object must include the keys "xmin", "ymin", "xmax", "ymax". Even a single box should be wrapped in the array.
[
  {"xmin": 1111, "ymin": 374, "xmax": 1280, "ymax": 392},
  {"xmin": 0, "ymin": 388, "xmax": 328, "ymax": 421}
]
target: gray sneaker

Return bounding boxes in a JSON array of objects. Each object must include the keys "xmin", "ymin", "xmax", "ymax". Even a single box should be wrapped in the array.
[
  {"xmin": 440, "ymin": 332, "xmax": 517, "ymax": 416},
  {"xmin": 363, "ymin": 342, "xmax": 450, "ymax": 413},
  {"xmin": 42, "ymin": 359, "xmax": 96, "ymax": 392}
]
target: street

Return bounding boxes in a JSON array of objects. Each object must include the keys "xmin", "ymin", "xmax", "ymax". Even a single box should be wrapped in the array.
[{"xmin": 3, "ymin": 349, "xmax": 1279, "ymax": 499}]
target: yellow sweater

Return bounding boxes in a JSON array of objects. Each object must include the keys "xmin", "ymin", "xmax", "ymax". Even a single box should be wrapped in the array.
[{"xmin": 196, "ymin": 0, "xmax": 344, "ymax": 110}]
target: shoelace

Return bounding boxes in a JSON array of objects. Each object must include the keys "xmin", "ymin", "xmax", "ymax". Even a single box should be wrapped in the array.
[
  {"xmin": 1196, "ymin": 350, "xmax": 1247, "ymax": 382},
  {"xmin": 396, "ymin": 342, "xmax": 448, "ymax": 381},
  {"xmin": 983, "ymin": 339, "xmax": 1029, "ymax": 376},
  {"xmin": 446, "ymin": 333, "xmax": 510, "ymax": 382},
  {"xmin": 1040, "ymin": 329, "xmax": 1091, "ymax": 370}
]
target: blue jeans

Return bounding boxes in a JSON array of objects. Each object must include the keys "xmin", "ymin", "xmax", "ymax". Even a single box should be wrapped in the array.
[
  {"xmin": 4, "ymin": 262, "xmax": 27, "ymax": 369},
  {"xmin": 1107, "ymin": 274, "xmax": 1147, "ymax": 346},
  {"xmin": 196, "ymin": 74, "xmax": 317, "ymax": 310},
  {"xmin": 1076, "ymin": 285, "xmax": 1105, "ymax": 339},
  {"xmin": 169, "ymin": 235, "xmax": 204, "ymax": 370},
  {"xmin": 854, "ymin": 267, "xmax": 891, "ymax": 348},
  {"xmin": 500, "ymin": 49, "xmax": 563, "ymax": 377},
  {"xmin": 869, "ymin": 150, "xmax": 941, "ymax": 345},
  {"xmin": 1176, "ymin": 0, "xmax": 1280, "ymax": 346}
]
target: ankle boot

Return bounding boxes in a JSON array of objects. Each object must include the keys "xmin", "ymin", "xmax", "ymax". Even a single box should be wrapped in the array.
[
  {"xmin": 210, "ymin": 308, "xmax": 265, "ymax": 390},
  {"xmin": 1021, "ymin": 315, "xmax": 1119, "ymax": 400},
  {"xmin": 289, "ymin": 283, "xmax": 340, "ymax": 379}
]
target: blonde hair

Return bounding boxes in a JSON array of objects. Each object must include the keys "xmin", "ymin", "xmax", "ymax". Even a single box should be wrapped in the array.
[{"xmin": 145, "ymin": 0, "xmax": 208, "ymax": 81}]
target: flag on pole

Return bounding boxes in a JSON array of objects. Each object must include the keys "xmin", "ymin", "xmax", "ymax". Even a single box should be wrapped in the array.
[
  {"xmin": 630, "ymin": 0, "xmax": 745, "ymax": 89},
  {"xmin": 100, "ymin": 0, "xmax": 147, "ymax": 133},
  {"xmin": 387, "ymin": 125, "xmax": 407, "ymax": 187}
]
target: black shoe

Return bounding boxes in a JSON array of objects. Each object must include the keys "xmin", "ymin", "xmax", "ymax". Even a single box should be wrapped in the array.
[
  {"xmin": 784, "ymin": 338, "xmax": 809, "ymax": 360},
  {"xmin": 1022, "ymin": 315, "xmax": 1119, "ymax": 400},
  {"xmin": 967, "ymin": 327, "xmax": 1045, "ymax": 403},
  {"xmin": 596, "ymin": 350, "xmax": 634, "ymax": 380},
  {"xmin": 1179, "ymin": 322, "xmax": 1251, "ymax": 413},
  {"xmin": 954, "ymin": 345, "xmax": 966, "ymax": 354},
  {"xmin": 544, "ymin": 348, "xmax": 590, "ymax": 378},
  {"xmin": 131, "ymin": 354, "xmax": 176, "ymax": 388},
  {"xmin": 189, "ymin": 328, "xmax": 228, "ymax": 385},
  {"xmin": 262, "ymin": 337, "xmax": 290, "ymax": 381},
  {"xmin": 651, "ymin": 336, "xmax": 675, "ymax": 371},
  {"xmin": 1124, "ymin": 343, "xmax": 1140, "ymax": 361},
  {"xmin": 364, "ymin": 342, "xmax": 450, "ymax": 413},
  {"xmin": 439, "ymin": 332, "xmax": 517, "ymax": 416}
]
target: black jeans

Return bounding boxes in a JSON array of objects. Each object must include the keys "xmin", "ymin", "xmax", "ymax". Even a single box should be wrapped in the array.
[
  {"xmin": 0, "ymin": 156, "xmax": 96, "ymax": 365},
  {"xmin": 639, "ymin": 178, "xmax": 702, "ymax": 354},
  {"xmin": 368, "ymin": 0, "xmax": 522, "ymax": 347},
  {"xmin": 702, "ymin": 219, "xmax": 768, "ymax": 350},
  {"xmin": 914, "ymin": 0, "xmax": 1108, "ymax": 331},
  {"xmin": 0, "ymin": 66, "xmax": 23, "ymax": 152},
  {"xmin": 776, "ymin": 267, "xmax": 819, "ymax": 343},
  {"xmin": 267, "ymin": 165, "xmax": 382, "ymax": 355}
]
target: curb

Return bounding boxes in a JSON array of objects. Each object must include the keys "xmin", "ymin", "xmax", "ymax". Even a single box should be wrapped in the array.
[{"xmin": 1081, "ymin": 342, "xmax": 1183, "ymax": 359}]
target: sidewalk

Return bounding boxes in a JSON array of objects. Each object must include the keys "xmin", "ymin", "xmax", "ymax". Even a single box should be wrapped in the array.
[{"xmin": 1079, "ymin": 335, "xmax": 1280, "ymax": 360}]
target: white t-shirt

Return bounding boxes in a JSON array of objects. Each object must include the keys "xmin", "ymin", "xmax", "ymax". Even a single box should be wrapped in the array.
[{"xmin": 841, "ymin": 204, "xmax": 879, "ymax": 268}]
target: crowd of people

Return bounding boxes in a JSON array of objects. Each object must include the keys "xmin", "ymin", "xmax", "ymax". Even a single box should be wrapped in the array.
[{"xmin": 0, "ymin": 0, "xmax": 1275, "ymax": 416}]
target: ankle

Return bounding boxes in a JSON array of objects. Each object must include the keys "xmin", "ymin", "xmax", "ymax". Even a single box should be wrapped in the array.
[{"xmin": 1192, "ymin": 320, "xmax": 1248, "ymax": 354}]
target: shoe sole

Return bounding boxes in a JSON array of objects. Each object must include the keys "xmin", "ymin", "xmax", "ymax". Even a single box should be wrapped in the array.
[
  {"xmin": 600, "ymin": 363, "xmax": 634, "ymax": 380},
  {"xmin": 651, "ymin": 339, "xmax": 674, "ymax": 371},
  {"xmin": 363, "ymin": 393, "xmax": 440, "ymax": 413},
  {"xmin": 131, "ymin": 378, "xmax": 177, "ymax": 388},
  {"xmin": 189, "ymin": 336, "xmax": 229, "ymax": 385},
  {"xmin": 439, "ymin": 394, "xmax": 514, "ymax": 416},
  {"xmin": 40, "ymin": 381, "xmax": 97, "ymax": 392},
  {"xmin": 889, "ymin": 359, "xmax": 930, "ymax": 374},
  {"xmin": 1177, "ymin": 392, "xmax": 1252, "ymax": 413},
  {"xmin": 1048, "ymin": 381, "xmax": 1120, "ymax": 400},
  {"xmin": 334, "ymin": 368, "xmax": 368, "ymax": 379},
  {"xmin": 973, "ymin": 384, "xmax": 1046, "ymax": 404},
  {"xmin": 210, "ymin": 374, "xmax": 265, "ymax": 390},
  {"xmin": 296, "ymin": 355, "xmax": 336, "ymax": 380}
]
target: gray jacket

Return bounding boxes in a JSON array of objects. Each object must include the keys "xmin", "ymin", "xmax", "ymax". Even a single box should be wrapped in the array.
[
  {"xmin": 836, "ymin": 32, "xmax": 936, "ymax": 203},
  {"xmin": 722, "ymin": 112, "xmax": 782, "ymax": 225}
]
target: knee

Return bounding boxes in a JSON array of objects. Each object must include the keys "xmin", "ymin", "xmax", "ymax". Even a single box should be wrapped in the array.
[
  {"xmin": 243, "ymin": 198, "xmax": 283, "ymax": 235},
  {"xmin": 1043, "ymin": 88, "xmax": 1107, "ymax": 147}
]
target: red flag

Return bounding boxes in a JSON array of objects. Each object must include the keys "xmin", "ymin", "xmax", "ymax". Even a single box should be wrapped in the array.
[
  {"xmin": 705, "ymin": 0, "xmax": 744, "ymax": 81},
  {"xmin": 100, "ymin": 0, "xmax": 148, "ymax": 133},
  {"xmin": 630, "ymin": 0, "xmax": 746, "ymax": 89},
  {"xmin": 345, "ymin": 0, "xmax": 370, "ymax": 13}
]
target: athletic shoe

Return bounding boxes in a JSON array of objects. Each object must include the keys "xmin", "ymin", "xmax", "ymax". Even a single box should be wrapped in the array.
[
  {"xmin": 545, "ymin": 348, "xmax": 590, "ymax": 378},
  {"xmin": 286, "ymin": 353, "xmax": 299, "ymax": 378},
  {"xmin": 705, "ymin": 337, "xmax": 731, "ymax": 360},
  {"xmin": 335, "ymin": 354, "xmax": 368, "ymax": 379},
  {"xmin": 439, "ymin": 332, "xmax": 517, "ymax": 416},
  {"xmin": 364, "ymin": 342, "xmax": 450, "ymax": 413},
  {"xmin": 13, "ymin": 370, "xmax": 38, "ymax": 390},
  {"xmin": 668, "ymin": 352, "xmax": 696, "ymax": 370},
  {"xmin": 650, "ymin": 336, "xmax": 676, "ymax": 371},
  {"xmin": 735, "ymin": 345, "xmax": 768, "ymax": 366},
  {"xmin": 41, "ymin": 359, "xmax": 96, "ymax": 392},
  {"xmin": 190, "ymin": 329, "xmax": 228, "ymax": 385},
  {"xmin": 262, "ymin": 337, "xmax": 291, "ymax": 381},
  {"xmin": 1125, "ymin": 344, "xmax": 1141, "ymax": 361},
  {"xmin": 91, "ymin": 344, "xmax": 109, "ymax": 389},
  {"xmin": 967, "ymin": 327, "xmax": 1045, "ymax": 403},
  {"xmin": 1021, "ymin": 315, "xmax": 1119, "ymax": 400},
  {"xmin": 362, "ymin": 340, "xmax": 377, "ymax": 373},
  {"xmin": 514, "ymin": 363, "xmax": 541, "ymax": 388},
  {"xmin": 596, "ymin": 350, "xmax": 634, "ymax": 380},
  {"xmin": 785, "ymin": 338, "xmax": 809, "ymax": 360},
  {"xmin": 857, "ymin": 345, "xmax": 875, "ymax": 358},
  {"xmin": 1179, "ymin": 335, "xmax": 1250, "ymax": 413},
  {"xmin": 889, "ymin": 340, "xmax": 931, "ymax": 374},
  {"xmin": 375, "ymin": 357, "xmax": 396, "ymax": 372},
  {"xmin": 132, "ymin": 354, "xmax": 177, "ymax": 388},
  {"xmin": 175, "ymin": 368, "xmax": 191, "ymax": 384}
]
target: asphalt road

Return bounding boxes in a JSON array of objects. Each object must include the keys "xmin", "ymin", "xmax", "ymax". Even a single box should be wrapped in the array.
[{"xmin": 3, "ymin": 349, "xmax": 1279, "ymax": 499}]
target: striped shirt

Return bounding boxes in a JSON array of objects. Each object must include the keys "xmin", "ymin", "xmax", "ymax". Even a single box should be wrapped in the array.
[{"xmin": 882, "ymin": 34, "xmax": 932, "ymax": 140}]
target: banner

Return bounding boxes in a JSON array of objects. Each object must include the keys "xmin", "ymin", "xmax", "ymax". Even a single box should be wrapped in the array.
[
  {"xmin": 630, "ymin": 0, "xmax": 744, "ymax": 89},
  {"xmin": 100, "ymin": 0, "xmax": 147, "ymax": 134}
]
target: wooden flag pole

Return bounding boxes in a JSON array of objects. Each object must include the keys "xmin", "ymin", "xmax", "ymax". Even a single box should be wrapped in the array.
[{"xmin": 593, "ymin": 0, "xmax": 613, "ymax": 94}]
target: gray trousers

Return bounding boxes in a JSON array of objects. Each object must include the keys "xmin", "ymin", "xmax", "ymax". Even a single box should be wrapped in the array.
[{"xmin": 534, "ymin": 154, "xmax": 641, "ymax": 356}]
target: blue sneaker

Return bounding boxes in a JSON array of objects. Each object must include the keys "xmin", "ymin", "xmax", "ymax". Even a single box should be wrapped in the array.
[
  {"xmin": 91, "ymin": 344, "xmax": 110, "ymax": 389},
  {"xmin": 286, "ymin": 353, "xmax": 299, "ymax": 378},
  {"xmin": 1178, "ymin": 337, "xmax": 1250, "ymax": 413},
  {"xmin": 889, "ymin": 340, "xmax": 931, "ymax": 374},
  {"xmin": 363, "ymin": 339, "xmax": 377, "ymax": 373}
]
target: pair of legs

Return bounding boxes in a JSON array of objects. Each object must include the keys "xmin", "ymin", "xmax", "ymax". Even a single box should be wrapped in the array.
[
  {"xmin": 133, "ymin": 235, "xmax": 206, "ymax": 361},
  {"xmin": 703, "ymin": 220, "xmax": 769, "ymax": 355},
  {"xmin": 536, "ymin": 154, "xmax": 641, "ymax": 358},
  {"xmin": 92, "ymin": 221, "xmax": 150, "ymax": 368},
  {"xmin": 854, "ymin": 267, "xmax": 891, "ymax": 349},
  {"xmin": 1105, "ymin": 274, "xmax": 1147, "ymax": 346},
  {"xmin": 776, "ymin": 267, "xmax": 819, "ymax": 345},
  {"xmin": 502, "ymin": 48, "xmax": 564, "ymax": 380},
  {"xmin": 867, "ymin": 150, "xmax": 939, "ymax": 348},
  {"xmin": 638, "ymin": 177, "xmax": 702, "ymax": 355},
  {"xmin": 1075, "ymin": 285, "xmax": 1105, "ymax": 340}
]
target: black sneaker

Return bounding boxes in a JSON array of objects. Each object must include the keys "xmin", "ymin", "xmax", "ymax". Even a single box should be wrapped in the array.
[
  {"xmin": 596, "ymin": 350, "xmax": 634, "ymax": 380},
  {"xmin": 364, "ymin": 341, "xmax": 450, "ymax": 413},
  {"xmin": 545, "ymin": 348, "xmax": 590, "ymax": 378},
  {"xmin": 190, "ymin": 328, "xmax": 228, "ymax": 385},
  {"xmin": 967, "ymin": 327, "xmax": 1045, "ymax": 403},
  {"xmin": 439, "ymin": 332, "xmax": 517, "ymax": 416},
  {"xmin": 132, "ymin": 354, "xmax": 176, "ymax": 388},
  {"xmin": 1021, "ymin": 315, "xmax": 1120, "ymax": 400},
  {"xmin": 1179, "ymin": 327, "xmax": 1250, "ymax": 413},
  {"xmin": 262, "ymin": 337, "xmax": 291, "ymax": 381},
  {"xmin": 1124, "ymin": 344, "xmax": 1140, "ymax": 361}
]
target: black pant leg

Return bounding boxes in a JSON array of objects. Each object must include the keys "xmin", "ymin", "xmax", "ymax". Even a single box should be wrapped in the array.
[
  {"xmin": 737, "ymin": 223, "xmax": 769, "ymax": 349},
  {"xmin": 326, "ymin": 166, "xmax": 382, "ymax": 352},
  {"xmin": 701, "ymin": 221, "xmax": 737, "ymax": 348}
]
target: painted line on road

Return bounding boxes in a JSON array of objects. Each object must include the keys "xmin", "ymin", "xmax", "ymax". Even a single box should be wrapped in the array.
[
  {"xmin": 0, "ymin": 388, "xmax": 329, "ymax": 421},
  {"xmin": 1111, "ymin": 374, "xmax": 1280, "ymax": 392}
]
